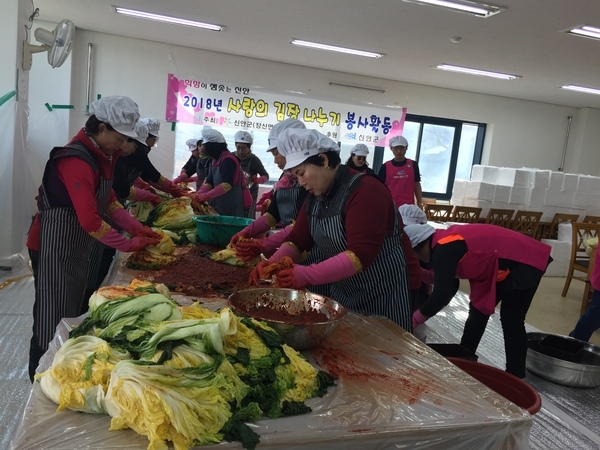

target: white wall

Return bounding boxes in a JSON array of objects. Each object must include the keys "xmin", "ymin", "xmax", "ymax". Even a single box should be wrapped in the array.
[{"xmin": 55, "ymin": 29, "xmax": 598, "ymax": 182}]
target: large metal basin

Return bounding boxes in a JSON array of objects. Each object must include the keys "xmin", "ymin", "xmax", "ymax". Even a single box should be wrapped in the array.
[
  {"xmin": 526, "ymin": 332, "xmax": 600, "ymax": 388},
  {"xmin": 228, "ymin": 288, "xmax": 347, "ymax": 350}
]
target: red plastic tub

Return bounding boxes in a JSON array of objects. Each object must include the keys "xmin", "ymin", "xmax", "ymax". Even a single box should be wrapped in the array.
[{"xmin": 448, "ymin": 357, "xmax": 542, "ymax": 415}]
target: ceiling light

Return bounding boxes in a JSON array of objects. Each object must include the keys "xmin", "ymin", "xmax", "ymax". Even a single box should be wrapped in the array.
[
  {"xmin": 436, "ymin": 64, "xmax": 520, "ymax": 80},
  {"xmin": 113, "ymin": 6, "xmax": 223, "ymax": 31},
  {"xmin": 561, "ymin": 85, "xmax": 600, "ymax": 96},
  {"xmin": 403, "ymin": 0, "xmax": 504, "ymax": 18},
  {"xmin": 291, "ymin": 39, "xmax": 384, "ymax": 59},
  {"xmin": 567, "ymin": 25, "xmax": 600, "ymax": 41}
]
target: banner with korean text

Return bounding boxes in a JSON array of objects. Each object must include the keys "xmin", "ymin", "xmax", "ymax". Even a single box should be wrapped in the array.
[{"xmin": 166, "ymin": 73, "xmax": 406, "ymax": 146}]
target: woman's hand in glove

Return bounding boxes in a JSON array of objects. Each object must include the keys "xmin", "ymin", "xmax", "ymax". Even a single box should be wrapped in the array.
[
  {"xmin": 248, "ymin": 260, "xmax": 271, "ymax": 285},
  {"xmin": 235, "ymin": 239, "xmax": 265, "ymax": 261}
]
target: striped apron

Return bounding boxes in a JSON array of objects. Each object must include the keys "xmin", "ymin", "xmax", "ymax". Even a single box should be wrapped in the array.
[
  {"xmin": 304, "ymin": 170, "xmax": 412, "ymax": 331},
  {"xmin": 209, "ymin": 153, "xmax": 245, "ymax": 217},
  {"xmin": 274, "ymin": 183, "xmax": 302, "ymax": 227},
  {"xmin": 33, "ymin": 145, "xmax": 112, "ymax": 352}
]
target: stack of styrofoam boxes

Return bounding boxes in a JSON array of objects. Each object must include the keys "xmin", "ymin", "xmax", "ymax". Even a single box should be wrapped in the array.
[{"xmin": 574, "ymin": 175, "xmax": 600, "ymax": 218}]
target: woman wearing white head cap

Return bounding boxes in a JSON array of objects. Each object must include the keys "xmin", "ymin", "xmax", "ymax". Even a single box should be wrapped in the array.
[
  {"xmin": 231, "ymin": 119, "xmax": 309, "ymax": 259},
  {"xmin": 233, "ymin": 130, "xmax": 269, "ymax": 218},
  {"xmin": 172, "ymin": 138, "xmax": 201, "ymax": 187},
  {"xmin": 194, "ymin": 129, "xmax": 252, "ymax": 217},
  {"xmin": 249, "ymin": 129, "xmax": 413, "ymax": 330},
  {"xmin": 25, "ymin": 96, "xmax": 162, "ymax": 381},
  {"xmin": 404, "ymin": 222, "xmax": 552, "ymax": 378},
  {"xmin": 121, "ymin": 117, "xmax": 187, "ymax": 198},
  {"xmin": 345, "ymin": 144, "xmax": 374, "ymax": 175}
]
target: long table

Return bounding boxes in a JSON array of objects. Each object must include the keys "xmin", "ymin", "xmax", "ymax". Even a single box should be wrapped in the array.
[{"xmin": 10, "ymin": 252, "xmax": 533, "ymax": 450}]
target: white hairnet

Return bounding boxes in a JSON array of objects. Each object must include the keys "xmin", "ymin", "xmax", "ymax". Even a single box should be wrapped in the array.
[
  {"xmin": 234, "ymin": 130, "xmax": 253, "ymax": 145},
  {"xmin": 389, "ymin": 135, "xmax": 408, "ymax": 148},
  {"xmin": 278, "ymin": 129, "xmax": 340, "ymax": 170},
  {"xmin": 267, "ymin": 119, "xmax": 306, "ymax": 151},
  {"xmin": 133, "ymin": 120, "xmax": 149, "ymax": 145},
  {"xmin": 138, "ymin": 118, "xmax": 160, "ymax": 137},
  {"xmin": 399, "ymin": 204, "xmax": 427, "ymax": 225},
  {"xmin": 404, "ymin": 223, "xmax": 436, "ymax": 248},
  {"xmin": 352, "ymin": 143, "xmax": 369, "ymax": 157},
  {"xmin": 89, "ymin": 96, "xmax": 139, "ymax": 138},
  {"xmin": 202, "ymin": 128, "xmax": 226, "ymax": 143},
  {"xmin": 186, "ymin": 138, "xmax": 198, "ymax": 151}
]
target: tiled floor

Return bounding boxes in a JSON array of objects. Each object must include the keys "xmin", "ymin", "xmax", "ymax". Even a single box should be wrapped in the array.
[{"xmin": 1, "ymin": 255, "xmax": 599, "ymax": 448}]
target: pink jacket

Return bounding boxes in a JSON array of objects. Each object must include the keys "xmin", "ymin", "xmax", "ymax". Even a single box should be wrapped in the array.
[{"xmin": 433, "ymin": 224, "xmax": 551, "ymax": 314}]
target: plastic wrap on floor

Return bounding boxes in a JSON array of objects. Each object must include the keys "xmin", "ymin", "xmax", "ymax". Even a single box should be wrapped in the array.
[
  {"xmin": 427, "ymin": 290, "xmax": 600, "ymax": 448},
  {"xmin": 10, "ymin": 308, "xmax": 532, "ymax": 450}
]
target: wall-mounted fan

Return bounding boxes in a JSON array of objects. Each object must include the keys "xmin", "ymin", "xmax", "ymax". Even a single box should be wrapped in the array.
[{"xmin": 22, "ymin": 19, "xmax": 75, "ymax": 70}]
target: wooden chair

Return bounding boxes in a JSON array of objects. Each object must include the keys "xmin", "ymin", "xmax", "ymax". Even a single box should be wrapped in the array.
[
  {"xmin": 583, "ymin": 215, "xmax": 600, "ymax": 224},
  {"xmin": 581, "ymin": 244, "xmax": 597, "ymax": 315},
  {"xmin": 451, "ymin": 206, "xmax": 483, "ymax": 223},
  {"xmin": 485, "ymin": 208, "xmax": 514, "ymax": 228},
  {"xmin": 422, "ymin": 198, "xmax": 437, "ymax": 207},
  {"xmin": 424, "ymin": 204, "xmax": 453, "ymax": 221},
  {"xmin": 510, "ymin": 210, "xmax": 543, "ymax": 238},
  {"xmin": 561, "ymin": 222, "xmax": 600, "ymax": 297},
  {"xmin": 541, "ymin": 213, "xmax": 579, "ymax": 240}
]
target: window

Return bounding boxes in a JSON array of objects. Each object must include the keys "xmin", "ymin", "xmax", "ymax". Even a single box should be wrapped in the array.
[{"xmin": 375, "ymin": 114, "xmax": 485, "ymax": 200}]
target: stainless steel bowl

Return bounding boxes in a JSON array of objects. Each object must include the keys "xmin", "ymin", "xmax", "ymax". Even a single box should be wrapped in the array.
[
  {"xmin": 228, "ymin": 288, "xmax": 348, "ymax": 350},
  {"xmin": 526, "ymin": 332, "xmax": 600, "ymax": 388}
]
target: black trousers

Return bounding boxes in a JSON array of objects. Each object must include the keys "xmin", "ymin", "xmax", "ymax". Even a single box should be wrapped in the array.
[
  {"xmin": 28, "ymin": 249, "xmax": 44, "ymax": 382},
  {"xmin": 460, "ymin": 280, "xmax": 540, "ymax": 378}
]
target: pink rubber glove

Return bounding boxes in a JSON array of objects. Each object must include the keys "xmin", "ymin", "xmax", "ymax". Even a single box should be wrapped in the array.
[
  {"xmin": 132, "ymin": 187, "xmax": 162, "ymax": 206},
  {"xmin": 276, "ymin": 252, "xmax": 358, "ymax": 289},
  {"xmin": 134, "ymin": 178, "xmax": 156, "ymax": 193},
  {"xmin": 196, "ymin": 183, "xmax": 227, "ymax": 203},
  {"xmin": 187, "ymin": 175, "xmax": 198, "ymax": 183},
  {"xmin": 248, "ymin": 243, "xmax": 299, "ymax": 285},
  {"xmin": 256, "ymin": 174, "xmax": 269, "ymax": 184},
  {"xmin": 98, "ymin": 228, "xmax": 160, "ymax": 252},
  {"xmin": 172, "ymin": 173, "xmax": 188, "ymax": 184},
  {"xmin": 153, "ymin": 177, "xmax": 186, "ymax": 197},
  {"xmin": 235, "ymin": 239, "xmax": 266, "ymax": 262},
  {"xmin": 412, "ymin": 310, "xmax": 429, "ymax": 329},
  {"xmin": 109, "ymin": 207, "xmax": 146, "ymax": 236},
  {"xmin": 260, "ymin": 225, "xmax": 293, "ymax": 254},
  {"xmin": 230, "ymin": 216, "xmax": 271, "ymax": 245},
  {"xmin": 256, "ymin": 190, "xmax": 273, "ymax": 214},
  {"xmin": 197, "ymin": 183, "xmax": 211, "ymax": 195}
]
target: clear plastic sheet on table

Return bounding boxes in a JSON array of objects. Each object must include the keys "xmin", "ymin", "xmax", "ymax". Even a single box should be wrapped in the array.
[
  {"xmin": 11, "ymin": 311, "xmax": 532, "ymax": 449},
  {"xmin": 11, "ymin": 251, "xmax": 532, "ymax": 449}
]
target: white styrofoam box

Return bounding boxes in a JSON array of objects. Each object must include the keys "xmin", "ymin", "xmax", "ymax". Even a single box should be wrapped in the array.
[
  {"xmin": 542, "ymin": 258, "xmax": 568, "ymax": 277},
  {"xmin": 465, "ymin": 181, "xmax": 495, "ymax": 201},
  {"xmin": 496, "ymin": 167, "xmax": 532, "ymax": 188},
  {"xmin": 452, "ymin": 179, "xmax": 468, "ymax": 200},
  {"xmin": 470, "ymin": 165, "xmax": 499, "ymax": 183},
  {"xmin": 545, "ymin": 190, "xmax": 574, "ymax": 208},
  {"xmin": 548, "ymin": 171, "xmax": 564, "ymax": 191},
  {"xmin": 531, "ymin": 169, "xmax": 551, "ymax": 189},
  {"xmin": 557, "ymin": 222, "xmax": 572, "ymax": 242},
  {"xmin": 493, "ymin": 185, "xmax": 511, "ymax": 203},
  {"xmin": 577, "ymin": 174, "xmax": 600, "ymax": 193},
  {"xmin": 541, "ymin": 239, "xmax": 572, "ymax": 261},
  {"xmin": 573, "ymin": 193, "xmax": 600, "ymax": 209},
  {"xmin": 527, "ymin": 188, "xmax": 546, "ymax": 208},
  {"xmin": 562, "ymin": 173, "xmax": 579, "ymax": 192},
  {"xmin": 508, "ymin": 187, "xmax": 529, "ymax": 205},
  {"xmin": 541, "ymin": 206, "xmax": 557, "ymax": 222}
]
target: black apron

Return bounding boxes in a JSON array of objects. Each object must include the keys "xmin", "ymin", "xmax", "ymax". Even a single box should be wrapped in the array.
[
  {"xmin": 209, "ymin": 153, "xmax": 245, "ymax": 217},
  {"xmin": 274, "ymin": 183, "xmax": 302, "ymax": 227},
  {"xmin": 304, "ymin": 169, "xmax": 412, "ymax": 331},
  {"xmin": 33, "ymin": 144, "xmax": 112, "ymax": 351}
]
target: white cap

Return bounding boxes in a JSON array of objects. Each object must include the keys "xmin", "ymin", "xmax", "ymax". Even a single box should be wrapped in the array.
[
  {"xmin": 352, "ymin": 143, "xmax": 369, "ymax": 157},
  {"xmin": 186, "ymin": 138, "xmax": 198, "ymax": 151},
  {"xmin": 267, "ymin": 119, "xmax": 306, "ymax": 151},
  {"xmin": 278, "ymin": 129, "xmax": 340, "ymax": 170},
  {"xmin": 89, "ymin": 96, "xmax": 139, "ymax": 138},
  {"xmin": 133, "ymin": 120, "xmax": 149, "ymax": 145},
  {"xmin": 234, "ymin": 130, "xmax": 253, "ymax": 145},
  {"xmin": 138, "ymin": 118, "xmax": 160, "ymax": 137},
  {"xmin": 389, "ymin": 135, "xmax": 408, "ymax": 148},
  {"xmin": 202, "ymin": 128, "xmax": 226, "ymax": 143},
  {"xmin": 404, "ymin": 223, "xmax": 436, "ymax": 248},
  {"xmin": 399, "ymin": 204, "xmax": 427, "ymax": 225}
]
